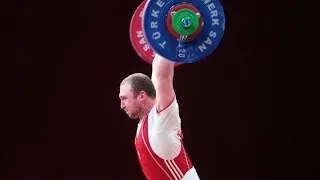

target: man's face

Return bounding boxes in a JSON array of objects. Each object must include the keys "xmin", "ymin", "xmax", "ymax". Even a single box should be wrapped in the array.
[{"xmin": 119, "ymin": 83, "xmax": 142, "ymax": 119}]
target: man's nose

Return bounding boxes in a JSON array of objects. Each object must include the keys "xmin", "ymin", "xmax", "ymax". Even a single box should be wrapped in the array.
[{"xmin": 120, "ymin": 101, "xmax": 125, "ymax": 109}]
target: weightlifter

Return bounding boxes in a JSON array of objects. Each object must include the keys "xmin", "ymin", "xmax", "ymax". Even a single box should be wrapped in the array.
[
  {"xmin": 120, "ymin": 0, "xmax": 226, "ymax": 177},
  {"xmin": 119, "ymin": 53, "xmax": 200, "ymax": 180}
]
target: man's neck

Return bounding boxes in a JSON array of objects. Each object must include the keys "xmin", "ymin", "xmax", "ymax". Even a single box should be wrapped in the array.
[{"xmin": 139, "ymin": 100, "xmax": 154, "ymax": 121}]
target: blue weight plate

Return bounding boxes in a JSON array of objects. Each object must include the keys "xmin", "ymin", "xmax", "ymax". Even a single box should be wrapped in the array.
[{"xmin": 142, "ymin": 0, "xmax": 225, "ymax": 63}]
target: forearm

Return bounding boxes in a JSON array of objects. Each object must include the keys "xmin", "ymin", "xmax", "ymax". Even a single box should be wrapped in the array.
[{"xmin": 151, "ymin": 54, "xmax": 175, "ymax": 81}]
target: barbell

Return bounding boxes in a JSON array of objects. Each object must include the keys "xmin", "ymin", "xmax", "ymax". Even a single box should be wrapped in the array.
[{"xmin": 129, "ymin": 0, "xmax": 225, "ymax": 65}]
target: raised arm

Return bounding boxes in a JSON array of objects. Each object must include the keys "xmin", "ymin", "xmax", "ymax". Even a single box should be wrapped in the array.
[{"xmin": 151, "ymin": 54, "xmax": 176, "ymax": 113}]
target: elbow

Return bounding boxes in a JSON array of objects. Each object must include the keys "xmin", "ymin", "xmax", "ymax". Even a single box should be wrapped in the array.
[{"xmin": 156, "ymin": 73, "xmax": 173, "ymax": 81}]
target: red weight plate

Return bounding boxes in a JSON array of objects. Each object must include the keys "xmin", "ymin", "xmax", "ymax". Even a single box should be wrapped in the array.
[
  {"xmin": 129, "ymin": 0, "xmax": 182, "ymax": 66},
  {"xmin": 129, "ymin": 0, "xmax": 155, "ymax": 65}
]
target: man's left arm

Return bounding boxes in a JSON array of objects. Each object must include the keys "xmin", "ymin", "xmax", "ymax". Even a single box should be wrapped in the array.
[
  {"xmin": 151, "ymin": 54, "xmax": 176, "ymax": 113},
  {"xmin": 150, "ymin": 54, "xmax": 182, "ymax": 160}
]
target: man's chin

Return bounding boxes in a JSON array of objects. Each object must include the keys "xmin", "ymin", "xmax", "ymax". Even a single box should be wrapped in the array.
[{"xmin": 127, "ymin": 113, "xmax": 138, "ymax": 119}]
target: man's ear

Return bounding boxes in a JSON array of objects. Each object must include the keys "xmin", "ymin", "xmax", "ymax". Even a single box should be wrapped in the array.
[{"xmin": 137, "ymin": 91, "xmax": 147, "ymax": 100}]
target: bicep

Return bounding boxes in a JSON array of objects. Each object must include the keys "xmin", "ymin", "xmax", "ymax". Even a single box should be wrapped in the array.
[{"xmin": 152, "ymin": 77, "xmax": 175, "ymax": 112}]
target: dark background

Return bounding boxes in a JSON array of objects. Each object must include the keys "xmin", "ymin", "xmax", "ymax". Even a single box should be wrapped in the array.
[{"xmin": 2, "ymin": 0, "xmax": 317, "ymax": 179}]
